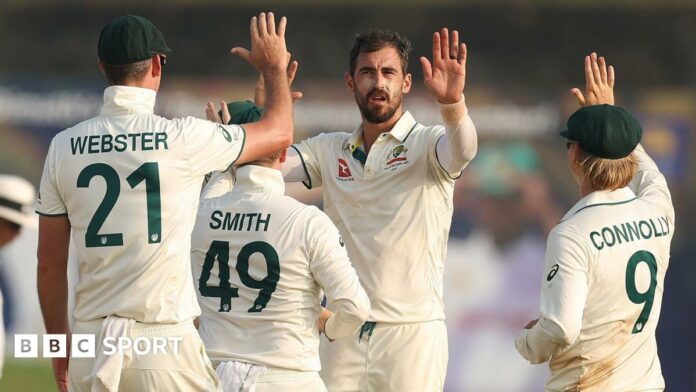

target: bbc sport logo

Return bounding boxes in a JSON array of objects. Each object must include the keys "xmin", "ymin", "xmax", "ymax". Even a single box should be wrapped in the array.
[{"xmin": 14, "ymin": 334, "xmax": 183, "ymax": 358}]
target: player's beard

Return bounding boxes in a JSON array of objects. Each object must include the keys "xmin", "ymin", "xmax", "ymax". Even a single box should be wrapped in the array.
[{"xmin": 355, "ymin": 88, "xmax": 402, "ymax": 124}]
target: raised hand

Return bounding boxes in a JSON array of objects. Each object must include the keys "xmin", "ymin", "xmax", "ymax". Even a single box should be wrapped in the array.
[
  {"xmin": 420, "ymin": 28, "xmax": 467, "ymax": 104},
  {"xmin": 233, "ymin": 50, "xmax": 302, "ymax": 107},
  {"xmin": 205, "ymin": 100, "xmax": 230, "ymax": 124},
  {"xmin": 570, "ymin": 52, "xmax": 615, "ymax": 107},
  {"xmin": 232, "ymin": 12, "xmax": 288, "ymax": 75},
  {"xmin": 253, "ymin": 54, "xmax": 302, "ymax": 107}
]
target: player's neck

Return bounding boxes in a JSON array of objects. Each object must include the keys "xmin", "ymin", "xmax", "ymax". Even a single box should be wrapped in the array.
[
  {"xmin": 114, "ymin": 77, "xmax": 159, "ymax": 92},
  {"xmin": 361, "ymin": 108, "xmax": 403, "ymax": 154},
  {"xmin": 580, "ymin": 181, "xmax": 595, "ymax": 197}
]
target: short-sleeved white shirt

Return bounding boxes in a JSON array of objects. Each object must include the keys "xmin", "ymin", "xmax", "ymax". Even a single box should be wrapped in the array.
[
  {"xmin": 293, "ymin": 111, "xmax": 458, "ymax": 323},
  {"xmin": 35, "ymin": 85, "xmax": 245, "ymax": 323}
]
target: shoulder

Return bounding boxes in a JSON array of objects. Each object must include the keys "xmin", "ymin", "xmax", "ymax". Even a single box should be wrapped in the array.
[
  {"xmin": 547, "ymin": 219, "xmax": 592, "ymax": 257},
  {"xmin": 405, "ymin": 122, "xmax": 445, "ymax": 145},
  {"xmin": 302, "ymin": 131, "xmax": 351, "ymax": 146}
]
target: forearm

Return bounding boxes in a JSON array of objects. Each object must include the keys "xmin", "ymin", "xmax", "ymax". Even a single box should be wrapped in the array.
[
  {"xmin": 38, "ymin": 262, "xmax": 69, "ymax": 334},
  {"xmin": 436, "ymin": 94, "xmax": 478, "ymax": 174},
  {"xmin": 324, "ymin": 297, "xmax": 370, "ymax": 340},
  {"xmin": 628, "ymin": 144, "xmax": 673, "ymax": 210},
  {"xmin": 37, "ymin": 216, "xmax": 71, "ymax": 335},
  {"xmin": 235, "ymin": 69, "xmax": 293, "ymax": 164},
  {"xmin": 260, "ymin": 67, "xmax": 293, "ymax": 146},
  {"xmin": 515, "ymin": 317, "xmax": 570, "ymax": 364},
  {"xmin": 323, "ymin": 274, "xmax": 370, "ymax": 340}
]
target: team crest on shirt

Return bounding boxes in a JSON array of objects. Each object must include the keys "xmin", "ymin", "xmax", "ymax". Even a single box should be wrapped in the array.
[
  {"xmin": 385, "ymin": 145, "xmax": 409, "ymax": 170},
  {"xmin": 337, "ymin": 158, "xmax": 354, "ymax": 181}
]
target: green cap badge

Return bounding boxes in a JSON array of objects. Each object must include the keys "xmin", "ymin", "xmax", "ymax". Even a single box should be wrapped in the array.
[
  {"xmin": 560, "ymin": 104, "xmax": 642, "ymax": 159},
  {"xmin": 98, "ymin": 15, "xmax": 172, "ymax": 65}
]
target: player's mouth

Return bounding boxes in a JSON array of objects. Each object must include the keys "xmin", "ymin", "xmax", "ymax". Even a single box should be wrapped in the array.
[{"xmin": 368, "ymin": 91, "xmax": 389, "ymax": 104}]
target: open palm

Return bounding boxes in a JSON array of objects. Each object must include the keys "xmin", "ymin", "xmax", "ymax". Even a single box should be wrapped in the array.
[{"xmin": 420, "ymin": 28, "xmax": 467, "ymax": 104}]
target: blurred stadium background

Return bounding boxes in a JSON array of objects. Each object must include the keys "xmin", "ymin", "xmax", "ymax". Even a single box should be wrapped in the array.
[{"xmin": 1, "ymin": 0, "xmax": 694, "ymax": 390}]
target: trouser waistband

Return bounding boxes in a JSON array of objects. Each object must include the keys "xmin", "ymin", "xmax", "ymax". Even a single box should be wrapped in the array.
[
  {"xmin": 256, "ymin": 366, "xmax": 319, "ymax": 383},
  {"xmin": 358, "ymin": 319, "xmax": 445, "ymax": 342},
  {"xmin": 74, "ymin": 318, "xmax": 195, "ymax": 337}
]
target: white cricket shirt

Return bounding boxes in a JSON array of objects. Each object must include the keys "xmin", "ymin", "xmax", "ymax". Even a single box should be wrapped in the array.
[
  {"xmin": 193, "ymin": 165, "xmax": 370, "ymax": 371},
  {"xmin": 516, "ymin": 145, "xmax": 674, "ymax": 391},
  {"xmin": 35, "ymin": 85, "xmax": 245, "ymax": 323},
  {"xmin": 293, "ymin": 111, "xmax": 458, "ymax": 323}
]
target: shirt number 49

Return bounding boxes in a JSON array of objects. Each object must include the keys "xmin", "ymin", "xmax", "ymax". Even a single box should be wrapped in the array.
[{"xmin": 199, "ymin": 240, "xmax": 280, "ymax": 313}]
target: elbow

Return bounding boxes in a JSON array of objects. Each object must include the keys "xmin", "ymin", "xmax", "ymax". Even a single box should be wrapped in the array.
[
  {"xmin": 545, "ymin": 318, "xmax": 580, "ymax": 350},
  {"xmin": 558, "ymin": 325, "xmax": 580, "ymax": 348},
  {"xmin": 274, "ymin": 115, "xmax": 294, "ymax": 148}
]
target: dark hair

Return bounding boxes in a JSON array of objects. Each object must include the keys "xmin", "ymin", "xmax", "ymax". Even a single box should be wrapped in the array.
[
  {"xmin": 101, "ymin": 59, "xmax": 151, "ymax": 85},
  {"xmin": 349, "ymin": 29, "xmax": 412, "ymax": 75}
]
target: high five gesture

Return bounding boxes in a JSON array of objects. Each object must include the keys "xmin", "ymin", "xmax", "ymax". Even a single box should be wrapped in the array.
[
  {"xmin": 420, "ymin": 28, "xmax": 467, "ymax": 104},
  {"xmin": 570, "ymin": 52, "xmax": 615, "ymax": 107}
]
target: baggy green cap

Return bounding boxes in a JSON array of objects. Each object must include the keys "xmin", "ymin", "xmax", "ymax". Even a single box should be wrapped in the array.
[
  {"xmin": 98, "ymin": 15, "xmax": 172, "ymax": 65},
  {"xmin": 560, "ymin": 104, "xmax": 642, "ymax": 159},
  {"xmin": 220, "ymin": 100, "xmax": 264, "ymax": 125}
]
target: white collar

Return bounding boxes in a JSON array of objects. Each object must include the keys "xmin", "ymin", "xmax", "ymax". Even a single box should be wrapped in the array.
[
  {"xmin": 561, "ymin": 187, "xmax": 637, "ymax": 222},
  {"xmin": 100, "ymin": 85, "xmax": 156, "ymax": 116},
  {"xmin": 343, "ymin": 111, "xmax": 418, "ymax": 150},
  {"xmin": 233, "ymin": 165, "xmax": 285, "ymax": 195}
]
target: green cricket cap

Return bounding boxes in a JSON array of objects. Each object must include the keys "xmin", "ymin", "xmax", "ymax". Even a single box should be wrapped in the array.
[
  {"xmin": 221, "ymin": 100, "xmax": 264, "ymax": 125},
  {"xmin": 98, "ymin": 15, "xmax": 172, "ymax": 65},
  {"xmin": 560, "ymin": 104, "xmax": 642, "ymax": 159}
]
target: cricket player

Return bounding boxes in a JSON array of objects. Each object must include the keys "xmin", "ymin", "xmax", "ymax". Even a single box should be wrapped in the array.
[
  {"xmin": 516, "ymin": 53, "xmax": 674, "ymax": 391},
  {"xmin": 0, "ymin": 174, "xmax": 36, "ymax": 379},
  {"xmin": 35, "ymin": 13, "xmax": 293, "ymax": 392},
  {"xmin": 207, "ymin": 27, "xmax": 478, "ymax": 391},
  {"xmin": 192, "ymin": 143, "xmax": 370, "ymax": 391}
]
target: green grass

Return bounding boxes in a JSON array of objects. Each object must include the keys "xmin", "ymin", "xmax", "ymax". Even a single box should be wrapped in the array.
[{"xmin": 0, "ymin": 358, "xmax": 55, "ymax": 391}]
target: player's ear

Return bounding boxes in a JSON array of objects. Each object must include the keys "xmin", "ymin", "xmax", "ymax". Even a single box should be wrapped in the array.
[
  {"xmin": 151, "ymin": 55, "xmax": 162, "ymax": 78},
  {"xmin": 345, "ymin": 72, "xmax": 355, "ymax": 92},
  {"xmin": 279, "ymin": 148, "xmax": 288, "ymax": 164},
  {"xmin": 97, "ymin": 60, "xmax": 106, "ymax": 76},
  {"xmin": 402, "ymin": 72, "xmax": 412, "ymax": 94}
]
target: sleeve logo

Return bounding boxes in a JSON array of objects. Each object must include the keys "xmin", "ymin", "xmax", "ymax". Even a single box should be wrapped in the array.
[
  {"xmin": 547, "ymin": 264, "xmax": 559, "ymax": 281},
  {"xmin": 219, "ymin": 126, "xmax": 232, "ymax": 143}
]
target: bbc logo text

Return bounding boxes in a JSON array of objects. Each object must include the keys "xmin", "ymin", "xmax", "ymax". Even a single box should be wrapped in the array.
[{"xmin": 14, "ymin": 334, "xmax": 183, "ymax": 358}]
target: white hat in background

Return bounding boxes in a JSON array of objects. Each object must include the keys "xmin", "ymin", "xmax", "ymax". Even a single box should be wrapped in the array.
[{"xmin": 0, "ymin": 174, "xmax": 36, "ymax": 228}]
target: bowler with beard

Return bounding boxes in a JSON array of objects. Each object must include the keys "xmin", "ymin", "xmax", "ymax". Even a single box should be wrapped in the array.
[
  {"xmin": 206, "ymin": 28, "xmax": 478, "ymax": 391},
  {"xmin": 292, "ymin": 29, "xmax": 477, "ymax": 392}
]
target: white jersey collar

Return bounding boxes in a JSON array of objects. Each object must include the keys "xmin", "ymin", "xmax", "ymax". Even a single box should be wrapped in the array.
[
  {"xmin": 233, "ymin": 165, "xmax": 285, "ymax": 195},
  {"xmin": 343, "ymin": 110, "xmax": 418, "ymax": 150},
  {"xmin": 100, "ymin": 85, "xmax": 157, "ymax": 116},
  {"xmin": 561, "ymin": 187, "xmax": 637, "ymax": 222}
]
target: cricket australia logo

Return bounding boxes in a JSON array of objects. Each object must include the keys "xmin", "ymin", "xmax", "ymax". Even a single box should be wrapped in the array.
[
  {"xmin": 385, "ymin": 145, "xmax": 409, "ymax": 170},
  {"xmin": 337, "ymin": 158, "xmax": 354, "ymax": 181}
]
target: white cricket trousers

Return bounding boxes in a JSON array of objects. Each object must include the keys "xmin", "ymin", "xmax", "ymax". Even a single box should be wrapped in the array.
[
  {"xmin": 217, "ymin": 364, "xmax": 327, "ymax": 392},
  {"xmin": 319, "ymin": 319, "xmax": 448, "ymax": 392},
  {"xmin": 69, "ymin": 318, "xmax": 221, "ymax": 391}
]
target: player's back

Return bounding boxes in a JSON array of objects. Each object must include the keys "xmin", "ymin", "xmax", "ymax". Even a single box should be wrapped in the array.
[
  {"xmin": 36, "ymin": 85, "xmax": 244, "ymax": 323},
  {"xmin": 192, "ymin": 165, "xmax": 336, "ymax": 372},
  {"xmin": 547, "ymin": 150, "xmax": 674, "ymax": 391}
]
